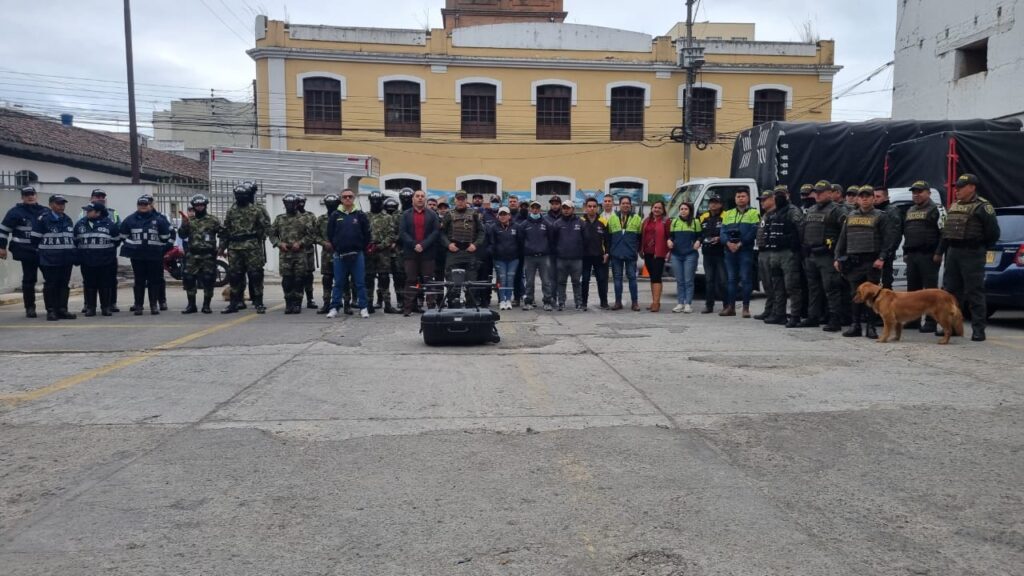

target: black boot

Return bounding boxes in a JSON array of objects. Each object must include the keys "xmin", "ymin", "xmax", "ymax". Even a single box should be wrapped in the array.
[
  {"xmin": 384, "ymin": 299, "xmax": 400, "ymax": 314},
  {"xmin": 182, "ymin": 295, "xmax": 198, "ymax": 314},
  {"xmin": 84, "ymin": 308, "xmax": 96, "ymax": 317},
  {"xmin": 254, "ymin": 298, "xmax": 266, "ymax": 314},
  {"xmin": 842, "ymin": 323, "xmax": 862, "ymax": 337},
  {"xmin": 47, "ymin": 309, "xmax": 59, "ymax": 321},
  {"xmin": 764, "ymin": 315, "xmax": 787, "ymax": 325},
  {"xmin": 865, "ymin": 323, "xmax": 878, "ymax": 339},
  {"xmin": 797, "ymin": 317, "xmax": 820, "ymax": 328},
  {"xmin": 822, "ymin": 315, "xmax": 843, "ymax": 332},
  {"xmin": 971, "ymin": 327, "xmax": 986, "ymax": 342},
  {"xmin": 920, "ymin": 317, "xmax": 937, "ymax": 333},
  {"xmin": 201, "ymin": 292, "xmax": 213, "ymax": 314},
  {"xmin": 57, "ymin": 309, "xmax": 77, "ymax": 320},
  {"xmin": 57, "ymin": 288, "xmax": 76, "ymax": 319},
  {"xmin": 222, "ymin": 300, "xmax": 241, "ymax": 314},
  {"xmin": 24, "ymin": 285, "xmax": 37, "ymax": 318},
  {"xmin": 25, "ymin": 306, "xmax": 36, "ymax": 319},
  {"xmin": 101, "ymin": 307, "xmax": 113, "ymax": 316},
  {"xmin": 785, "ymin": 316, "xmax": 801, "ymax": 328}
]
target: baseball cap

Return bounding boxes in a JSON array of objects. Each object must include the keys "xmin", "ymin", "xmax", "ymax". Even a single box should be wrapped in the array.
[
  {"xmin": 490, "ymin": 195, "xmax": 501, "ymax": 203},
  {"xmin": 549, "ymin": 195, "xmax": 562, "ymax": 204},
  {"xmin": 562, "ymin": 200, "xmax": 575, "ymax": 209},
  {"xmin": 137, "ymin": 194, "xmax": 153, "ymax": 205},
  {"xmin": 48, "ymin": 194, "xmax": 67, "ymax": 204},
  {"xmin": 530, "ymin": 200, "xmax": 542, "ymax": 208},
  {"xmin": 20, "ymin": 186, "xmax": 37, "ymax": 197},
  {"xmin": 82, "ymin": 202, "xmax": 101, "ymax": 212},
  {"xmin": 800, "ymin": 184, "xmax": 814, "ymax": 194},
  {"xmin": 813, "ymin": 180, "xmax": 831, "ymax": 192},
  {"xmin": 773, "ymin": 184, "xmax": 789, "ymax": 194},
  {"xmin": 857, "ymin": 186, "xmax": 874, "ymax": 197},
  {"xmin": 90, "ymin": 188, "xmax": 107, "ymax": 198},
  {"xmin": 707, "ymin": 193, "xmax": 722, "ymax": 203},
  {"xmin": 454, "ymin": 190, "xmax": 467, "ymax": 199},
  {"xmin": 437, "ymin": 201, "xmax": 449, "ymax": 208},
  {"xmin": 497, "ymin": 207, "xmax": 510, "ymax": 214},
  {"xmin": 955, "ymin": 174, "xmax": 979, "ymax": 187},
  {"xmin": 846, "ymin": 185, "xmax": 859, "ymax": 196},
  {"xmin": 472, "ymin": 193, "xmax": 484, "ymax": 199},
  {"xmin": 910, "ymin": 180, "xmax": 931, "ymax": 191},
  {"xmin": 759, "ymin": 189, "xmax": 774, "ymax": 199}
]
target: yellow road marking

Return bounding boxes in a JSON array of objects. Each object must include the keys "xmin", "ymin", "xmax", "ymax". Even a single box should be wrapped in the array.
[
  {"xmin": 987, "ymin": 337, "xmax": 1024, "ymax": 352},
  {"xmin": 0, "ymin": 307, "xmax": 281, "ymax": 407}
]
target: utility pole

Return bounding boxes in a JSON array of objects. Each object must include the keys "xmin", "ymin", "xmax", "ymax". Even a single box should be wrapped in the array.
[
  {"xmin": 123, "ymin": 0, "xmax": 141, "ymax": 184},
  {"xmin": 683, "ymin": 0, "xmax": 695, "ymax": 181}
]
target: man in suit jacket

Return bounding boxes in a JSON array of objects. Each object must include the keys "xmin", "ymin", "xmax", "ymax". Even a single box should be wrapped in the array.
[{"xmin": 399, "ymin": 189, "xmax": 441, "ymax": 315}]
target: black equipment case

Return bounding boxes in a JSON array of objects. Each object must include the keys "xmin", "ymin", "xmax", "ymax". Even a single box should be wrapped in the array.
[{"xmin": 421, "ymin": 308, "xmax": 501, "ymax": 346}]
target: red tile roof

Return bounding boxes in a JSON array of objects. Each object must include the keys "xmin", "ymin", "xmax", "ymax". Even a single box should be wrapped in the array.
[{"xmin": 0, "ymin": 108, "xmax": 207, "ymax": 181}]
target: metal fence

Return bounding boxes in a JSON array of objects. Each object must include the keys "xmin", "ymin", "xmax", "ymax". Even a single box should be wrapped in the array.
[{"xmin": 156, "ymin": 179, "xmax": 264, "ymax": 222}]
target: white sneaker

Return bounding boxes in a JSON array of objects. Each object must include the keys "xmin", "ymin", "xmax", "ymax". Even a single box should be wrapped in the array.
[
  {"xmin": 360, "ymin": 308, "xmax": 369, "ymax": 318},
  {"xmin": 672, "ymin": 304, "xmax": 685, "ymax": 313},
  {"xmin": 326, "ymin": 308, "xmax": 338, "ymax": 319},
  {"xmin": 684, "ymin": 304, "xmax": 693, "ymax": 314}
]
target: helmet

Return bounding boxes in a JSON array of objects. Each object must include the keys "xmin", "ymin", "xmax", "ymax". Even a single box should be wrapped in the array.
[
  {"xmin": 369, "ymin": 190, "xmax": 384, "ymax": 214},
  {"xmin": 189, "ymin": 194, "xmax": 209, "ymax": 207},
  {"xmin": 283, "ymin": 194, "xmax": 299, "ymax": 213},
  {"xmin": 233, "ymin": 182, "xmax": 256, "ymax": 206},
  {"xmin": 323, "ymin": 193, "xmax": 341, "ymax": 211},
  {"xmin": 295, "ymin": 193, "xmax": 307, "ymax": 208},
  {"xmin": 383, "ymin": 197, "xmax": 399, "ymax": 214},
  {"xmin": 399, "ymin": 187, "xmax": 414, "ymax": 211}
]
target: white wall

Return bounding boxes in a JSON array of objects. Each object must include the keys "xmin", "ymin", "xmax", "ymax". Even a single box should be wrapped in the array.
[
  {"xmin": 0, "ymin": 153, "xmax": 135, "ymax": 185},
  {"xmin": 0, "ymin": 189, "xmax": 91, "ymax": 294},
  {"xmin": 893, "ymin": 0, "xmax": 1024, "ymax": 121}
]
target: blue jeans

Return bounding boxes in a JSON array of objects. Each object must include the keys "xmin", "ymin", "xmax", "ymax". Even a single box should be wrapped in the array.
[
  {"xmin": 724, "ymin": 249, "xmax": 754, "ymax": 308},
  {"xmin": 330, "ymin": 252, "xmax": 367, "ymax": 310},
  {"xmin": 610, "ymin": 256, "xmax": 638, "ymax": 304},
  {"xmin": 671, "ymin": 252, "xmax": 699, "ymax": 305},
  {"xmin": 493, "ymin": 259, "xmax": 517, "ymax": 302}
]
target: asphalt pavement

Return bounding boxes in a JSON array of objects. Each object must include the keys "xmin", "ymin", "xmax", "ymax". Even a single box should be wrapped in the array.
[{"xmin": 0, "ymin": 282, "xmax": 1022, "ymax": 575}]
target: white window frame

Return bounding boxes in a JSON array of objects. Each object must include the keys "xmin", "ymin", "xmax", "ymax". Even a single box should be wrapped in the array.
[
  {"xmin": 378, "ymin": 75, "xmax": 427, "ymax": 103},
  {"xmin": 604, "ymin": 177, "xmax": 649, "ymax": 194},
  {"xmin": 677, "ymin": 82, "xmax": 723, "ymax": 108},
  {"xmin": 455, "ymin": 174, "xmax": 503, "ymax": 194},
  {"xmin": 381, "ymin": 173, "xmax": 428, "ymax": 192},
  {"xmin": 455, "ymin": 77, "xmax": 503, "ymax": 105},
  {"xmin": 748, "ymin": 83, "xmax": 793, "ymax": 110},
  {"xmin": 531, "ymin": 176, "xmax": 577, "ymax": 196},
  {"xmin": 296, "ymin": 72, "xmax": 347, "ymax": 100},
  {"xmin": 531, "ymin": 79, "xmax": 578, "ymax": 106},
  {"xmin": 605, "ymin": 81, "xmax": 652, "ymax": 107}
]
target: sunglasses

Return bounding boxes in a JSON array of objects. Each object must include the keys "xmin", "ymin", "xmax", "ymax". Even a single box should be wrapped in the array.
[{"xmin": 341, "ymin": 195, "xmax": 355, "ymax": 199}]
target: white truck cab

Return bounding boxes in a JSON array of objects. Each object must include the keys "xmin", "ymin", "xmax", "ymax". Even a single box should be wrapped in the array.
[{"xmin": 666, "ymin": 178, "xmax": 761, "ymax": 279}]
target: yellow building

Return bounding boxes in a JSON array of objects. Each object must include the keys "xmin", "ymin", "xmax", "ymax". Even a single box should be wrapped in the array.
[{"xmin": 249, "ymin": 1, "xmax": 840, "ymax": 203}]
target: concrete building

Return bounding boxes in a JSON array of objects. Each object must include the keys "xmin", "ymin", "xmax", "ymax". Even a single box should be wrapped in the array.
[
  {"xmin": 249, "ymin": 2, "xmax": 839, "ymax": 203},
  {"xmin": 893, "ymin": 0, "xmax": 1024, "ymax": 122},
  {"xmin": 666, "ymin": 22, "xmax": 755, "ymax": 42},
  {"xmin": 152, "ymin": 97, "xmax": 256, "ymax": 158}
]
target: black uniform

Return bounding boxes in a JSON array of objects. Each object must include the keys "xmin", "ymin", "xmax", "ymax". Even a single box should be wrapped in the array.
[
  {"xmin": 937, "ymin": 194, "xmax": 1000, "ymax": 337},
  {"xmin": 31, "ymin": 210, "xmax": 78, "ymax": 320},
  {"xmin": 902, "ymin": 198, "xmax": 943, "ymax": 329},
  {"xmin": 874, "ymin": 200, "xmax": 904, "ymax": 289},
  {"xmin": 0, "ymin": 201, "xmax": 48, "ymax": 315},
  {"xmin": 801, "ymin": 200, "xmax": 846, "ymax": 328},
  {"xmin": 835, "ymin": 208, "xmax": 900, "ymax": 336}
]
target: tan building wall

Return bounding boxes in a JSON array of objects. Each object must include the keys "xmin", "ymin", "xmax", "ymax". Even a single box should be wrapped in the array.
[
  {"xmin": 251, "ymin": 17, "xmax": 839, "ymax": 202},
  {"xmin": 442, "ymin": 0, "xmax": 567, "ymax": 29},
  {"xmin": 667, "ymin": 22, "xmax": 756, "ymax": 41}
]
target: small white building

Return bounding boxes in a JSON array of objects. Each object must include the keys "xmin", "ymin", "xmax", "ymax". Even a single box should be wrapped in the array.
[
  {"xmin": 152, "ymin": 97, "xmax": 256, "ymax": 158},
  {"xmin": 893, "ymin": 0, "xmax": 1024, "ymax": 122}
]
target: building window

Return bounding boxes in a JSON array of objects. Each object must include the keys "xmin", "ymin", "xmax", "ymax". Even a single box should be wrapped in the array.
[
  {"xmin": 955, "ymin": 39, "xmax": 988, "ymax": 80},
  {"xmin": 690, "ymin": 87, "xmax": 716, "ymax": 141},
  {"xmin": 534, "ymin": 180, "xmax": 571, "ymax": 198},
  {"xmin": 384, "ymin": 81, "xmax": 422, "ymax": 138},
  {"xmin": 461, "ymin": 179, "xmax": 497, "ymax": 198},
  {"xmin": 461, "ymin": 83, "xmax": 496, "ymax": 139},
  {"xmin": 610, "ymin": 86, "xmax": 645, "ymax": 141},
  {"xmin": 536, "ymin": 84, "xmax": 571, "ymax": 140},
  {"xmin": 15, "ymin": 170, "xmax": 38, "ymax": 187},
  {"xmin": 303, "ymin": 77, "xmax": 342, "ymax": 135},
  {"xmin": 753, "ymin": 89, "xmax": 787, "ymax": 126},
  {"xmin": 64, "ymin": 177, "xmax": 81, "ymax": 183},
  {"xmin": 384, "ymin": 177, "xmax": 423, "ymax": 192},
  {"xmin": 607, "ymin": 180, "xmax": 645, "ymax": 206}
]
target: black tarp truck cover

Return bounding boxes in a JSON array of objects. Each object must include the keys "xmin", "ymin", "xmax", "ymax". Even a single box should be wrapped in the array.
[
  {"xmin": 886, "ymin": 131, "xmax": 1024, "ymax": 208},
  {"xmin": 730, "ymin": 119, "xmax": 1022, "ymax": 195}
]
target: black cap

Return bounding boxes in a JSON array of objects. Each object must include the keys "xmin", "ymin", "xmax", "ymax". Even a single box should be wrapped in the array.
[
  {"xmin": 82, "ymin": 202, "xmax": 101, "ymax": 212},
  {"xmin": 137, "ymin": 194, "xmax": 153, "ymax": 205},
  {"xmin": 955, "ymin": 174, "xmax": 979, "ymax": 188},
  {"xmin": 48, "ymin": 194, "xmax": 67, "ymax": 204},
  {"xmin": 437, "ymin": 201, "xmax": 449, "ymax": 208},
  {"xmin": 549, "ymin": 195, "xmax": 562, "ymax": 204},
  {"xmin": 910, "ymin": 180, "xmax": 930, "ymax": 191},
  {"xmin": 707, "ymin": 193, "xmax": 722, "ymax": 203},
  {"xmin": 472, "ymin": 193, "xmax": 484, "ymax": 199},
  {"xmin": 20, "ymin": 186, "xmax": 37, "ymax": 196},
  {"xmin": 90, "ymin": 188, "xmax": 107, "ymax": 198}
]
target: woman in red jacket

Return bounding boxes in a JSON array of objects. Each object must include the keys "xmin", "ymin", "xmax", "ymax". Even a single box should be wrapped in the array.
[{"xmin": 640, "ymin": 201, "xmax": 671, "ymax": 312}]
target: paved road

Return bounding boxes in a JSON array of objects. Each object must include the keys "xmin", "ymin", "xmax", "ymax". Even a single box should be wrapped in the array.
[{"xmin": 1, "ymin": 284, "xmax": 1022, "ymax": 575}]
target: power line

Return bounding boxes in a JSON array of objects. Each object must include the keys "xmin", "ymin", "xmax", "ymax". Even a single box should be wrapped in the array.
[{"xmin": 196, "ymin": 0, "xmax": 251, "ymax": 46}]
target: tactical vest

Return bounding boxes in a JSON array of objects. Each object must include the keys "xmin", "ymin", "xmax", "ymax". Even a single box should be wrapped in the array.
[
  {"xmin": 803, "ymin": 203, "xmax": 839, "ymax": 248},
  {"xmin": 845, "ymin": 211, "xmax": 881, "ymax": 254},
  {"xmin": 764, "ymin": 205, "xmax": 798, "ymax": 251},
  {"xmin": 755, "ymin": 215, "xmax": 769, "ymax": 250},
  {"xmin": 943, "ymin": 199, "xmax": 985, "ymax": 242},
  {"xmin": 903, "ymin": 203, "xmax": 940, "ymax": 250},
  {"xmin": 448, "ymin": 209, "xmax": 478, "ymax": 243}
]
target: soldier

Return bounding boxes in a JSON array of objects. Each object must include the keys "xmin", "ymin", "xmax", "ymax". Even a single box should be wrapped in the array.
[
  {"xmin": 935, "ymin": 174, "xmax": 1000, "ymax": 342},
  {"xmin": 219, "ymin": 183, "xmax": 271, "ymax": 314},
  {"xmin": 379, "ymin": 197, "xmax": 403, "ymax": 313},
  {"xmin": 761, "ymin": 185, "xmax": 805, "ymax": 327},
  {"xmin": 177, "ymin": 194, "xmax": 222, "ymax": 315},
  {"xmin": 0, "ymin": 186, "xmax": 48, "ymax": 317},
  {"xmin": 754, "ymin": 190, "xmax": 777, "ymax": 322},
  {"xmin": 315, "ymin": 194, "xmax": 341, "ymax": 314},
  {"xmin": 441, "ymin": 190, "xmax": 485, "ymax": 305},
  {"xmin": 296, "ymin": 194, "xmax": 319, "ymax": 310},
  {"xmin": 364, "ymin": 191, "xmax": 388, "ymax": 314},
  {"xmin": 31, "ymin": 195, "xmax": 78, "ymax": 321},
  {"xmin": 801, "ymin": 180, "xmax": 846, "ymax": 331},
  {"xmin": 902, "ymin": 181, "xmax": 943, "ymax": 332},
  {"xmin": 398, "ymin": 187, "xmax": 414, "ymax": 213},
  {"xmin": 270, "ymin": 194, "xmax": 314, "ymax": 314},
  {"xmin": 873, "ymin": 187, "xmax": 904, "ymax": 289},
  {"xmin": 834, "ymin": 186, "xmax": 900, "ymax": 339}
]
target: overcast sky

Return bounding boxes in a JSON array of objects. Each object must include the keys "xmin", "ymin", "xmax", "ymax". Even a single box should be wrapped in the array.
[{"xmin": 0, "ymin": 0, "xmax": 896, "ymax": 131}]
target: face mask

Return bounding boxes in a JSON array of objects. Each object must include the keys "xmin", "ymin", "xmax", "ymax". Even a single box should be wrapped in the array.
[{"xmin": 529, "ymin": 213, "xmax": 541, "ymax": 220}]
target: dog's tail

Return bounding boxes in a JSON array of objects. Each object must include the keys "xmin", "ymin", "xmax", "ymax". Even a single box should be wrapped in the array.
[{"xmin": 950, "ymin": 296, "xmax": 964, "ymax": 336}]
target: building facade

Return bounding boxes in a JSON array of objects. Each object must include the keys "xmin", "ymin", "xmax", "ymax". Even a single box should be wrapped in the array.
[
  {"xmin": 893, "ymin": 0, "xmax": 1024, "ymax": 123},
  {"xmin": 152, "ymin": 97, "xmax": 256, "ymax": 158},
  {"xmin": 249, "ymin": 3, "xmax": 839, "ymax": 203}
]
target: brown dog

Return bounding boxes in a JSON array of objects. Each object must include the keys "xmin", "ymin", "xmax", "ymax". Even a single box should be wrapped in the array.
[{"xmin": 853, "ymin": 283, "xmax": 964, "ymax": 344}]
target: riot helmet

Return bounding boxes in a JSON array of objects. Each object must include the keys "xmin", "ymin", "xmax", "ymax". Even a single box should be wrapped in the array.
[
  {"xmin": 383, "ymin": 197, "xmax": 399, "ymax": 214},
  {"xmin": 369, "ymin": 190, "xmax": 385, "ymax": 214},
  {"xmin": 399, "ymin": 187, "xmax": 414, "ymax": 211},
  {"xmin": 190, "ymin": 194, "xmax": 209, "ymax": 215},
  {"xmin": 295, "ymin": 193, "xmax": 307, "ymax": 211},
  {"xmin": 233, "ymin": 183, "xmax": 255, "ymax": 207},
  {"xmin": 323, "ymin": 193, "xmax": 341, "ymax": 212},
  {"xmin": 283, "ymin": 193, "xmax": 299, "ymax": 215}
]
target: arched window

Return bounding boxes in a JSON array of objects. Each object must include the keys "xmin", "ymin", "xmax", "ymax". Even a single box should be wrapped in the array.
[
  {"xmin": 752, "ymin": 88, "xmax": 788, "ymax": 126},
  {"xmin": 383, "ymin": 80, "xmax": 422, "ymax": 138},
  {"xmin": 383, "ymin": 176, "xmax": 424, "ymax": 192},
  {"xmin": 610, "ymin": 86, "xmax": 645, "ymax": 141},
  {"xmin": 607, "ymin": 180, "xmax": 646, "ymax": 207},
  {"xmin": 64, "ymin": 176, "xmax": 82, "ymax": 184},
  {"xmin": 302, "ymin": 77, "xmax": 342, "ymax": 135},
  {"xmin": 690, "ymin": 87, "xmax": 717, "ymax": 140},
  {"xmin": 532, "ymin": 178, "xmax": 574, "ymax": 206},
  {"xmin": 535, "ymin": 84, "xmax": 572, "ymax": 140},
  {"xmin": 460, "ymin": 179, "xmax": 498, "ymax": 198},
  {"xmin": 461, "ymin": 83, "xmax": 496, "ymax": 139},
  {"xmin": 15, "ymin": 170, "xmax": 38, "ymax": 187}
]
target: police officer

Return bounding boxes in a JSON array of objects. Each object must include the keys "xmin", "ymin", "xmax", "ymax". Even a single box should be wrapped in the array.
[
  {"xmin": 220, "ymin": 183, "xmax": 271, "ymax": 314},
  {"xmin": 902, "ymin": 181, "xmax": 943, "ymax": 332},
  {"xmin": 31, "ymin": 195, "xmax": 77, "ymax": 321},
  {"xmin": 798, "ymin": 184, "xmax": 816, "ymax": 210},
  {"xmin": 935, "ymin": 174, "xmax": 1000, "ymax": 342},
  {"xmin": 754, "ymin": 190, "xmax": 778, "ymax": 322},
  {"xmin": 120, "ymin": 195, "xmax": 173, "ymax": 316},
  {"xmin": 0, "ymin": 186, "xmax": 48, "ymax": 317},
  {"xmin": 74, "ymin": 202, "xmax": 120, "ymax": 316},
  {"xmin": 365, "ymin": 191, "xmax": 388, "ymax": 314},
  {"xmin": 296, "ymin": 193, "xmax": 319, "ymax": 310},
  {"xmin": 834, "ymin": 185, "xmax": 900, "ymax": 339},
  {"xmin": 873, "ymin": 186, "xmax": 903, "ymax": 289},
  {"xmin": 441, "ymin": 190, "xmax": 485, "ymax": 305},
  {"xmin": 177, "ymin": 194, "xmax": 222, "ymax": 314},
  {"xmin": 78, "ymin": 188, "xmax": 122, "ymax": 313},
  {"xmin": 762, "ymin": 185, "xmax": 805, "ymax": 327},
  {"xmin": 315, "ymin": 193, "xmax": 341, "ymax": 314},
  {"xmin": 270, "ymin": 194, "xmax": 314, "ymax": 314},
  {"xmin": 801, "ymin": 180, "xmax": 846, "ymax": 331},
  {"xmin": 378, "ymin": 197, "xmax": 402, "ymax": 313}
]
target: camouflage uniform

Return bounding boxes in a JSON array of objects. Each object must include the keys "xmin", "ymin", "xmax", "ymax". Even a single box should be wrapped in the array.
[
  {"xmin": 219, "ymin": 203, "xmax": 271, "ymax": 311},
  {"xmin": 315, "ymin": 212, "xmax": 336, "ymax": 313},
  {"xmin": 178, "ymin": 212, "xmax": 222, "ymax": 305},
  {"xmin": 369, "ymin": 211, "xmax": 398, "ymax": 310},
  {"xmin": 270, "ymin": 211, "xmax": 314, "ymax": 310},
  {"xmin": 300, "ymin": 208, "xmax": 318, "ymax": 307}
]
